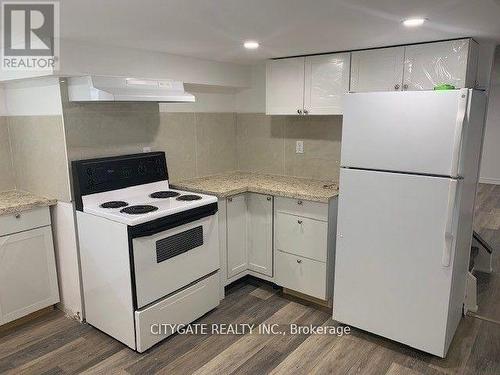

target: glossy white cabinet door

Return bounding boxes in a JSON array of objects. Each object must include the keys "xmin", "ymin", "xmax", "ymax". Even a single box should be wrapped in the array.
[
  {"xmin": 403, "ymin": 39, "xmax": 472, "ymax": 90},
  {"xmin": 350, "ymin": 47, "xmax": 405, "ymax": 92},
  {"xmin": 266, "ymin": 57, "xmax": 305, "ymax": 115},
  {"xmin": 247, "ymin": 193, "xmax": 273, "ymax": 277},
  {"xmin": 0, "ymin": 226, "xmax": 59, "ymax": 325},
  {"xmin": 226, "ymin": 194, "xmax": 247, "ymax": 278},
  {"xmin": 304, "ymin": 53, "xmax": 350, "ymax": 114}
]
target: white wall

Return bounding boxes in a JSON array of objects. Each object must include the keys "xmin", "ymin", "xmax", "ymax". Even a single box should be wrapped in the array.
[
  {"xmin": 159, "ymin": 85, "xmax": 237, "ymax": 113},
  {"xmin": 1, "ymin": 77, "xmax": 63, "ymax": 116},
  {"xmin": 235, "ymin": 63, "xmax": 266, "ymax": 113},
  {"xmin": 1, "ymin": 40, "xmax": 252, "ymax": 88},
  {"xmin": 480, "ymin": 46, "xmax": 500, "ymax": 184},
  {"xmin": 476, "ymin": 40, "xmax": 498, "ymax": 90},
  {"xmin": 159, "ymin": 63, "xmax": 266, "ymax": 113}
]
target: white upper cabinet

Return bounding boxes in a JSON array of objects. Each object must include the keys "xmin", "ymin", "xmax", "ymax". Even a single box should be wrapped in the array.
[
  {"xmin": 304, "ymin": 53, "xmax": 350, "ymax": 114},
  {"xmin": 350, "ymin": 47, "xmax": 405, "ymax": 92},
  {"xmin": 267, "ymin": 39, "xmax": 478, "ymax": 110},
  {"xmin": 266, "ymin": 57, "xmax": 305, "ymax": 115},
  {"xmin": 266, "ymin": 53, "xmax": 350, "ymax": 115},
  {"xmin": 403, "ymin": 39, "xmax": 477, "ymax": 90}
]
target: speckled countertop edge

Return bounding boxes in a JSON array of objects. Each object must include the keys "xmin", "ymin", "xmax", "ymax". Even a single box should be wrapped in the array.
[
  {"xmin": 0, "ymin": 190, "xmax": 57, "ymax": 216},
  {"xmin": 171, "ymin": 172, "xmax": 339, "ymax": 203}
]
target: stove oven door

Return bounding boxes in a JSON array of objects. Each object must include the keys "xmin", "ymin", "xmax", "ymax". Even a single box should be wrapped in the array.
[{"xmin": 132, "ymin": 213, "xmax": 219, "ymax": 309}]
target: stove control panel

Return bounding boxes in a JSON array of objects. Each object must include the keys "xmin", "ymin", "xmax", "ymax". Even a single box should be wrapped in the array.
[{"xmin": 72, "ymin": 152, "xmax": 168, "ymax": 211}]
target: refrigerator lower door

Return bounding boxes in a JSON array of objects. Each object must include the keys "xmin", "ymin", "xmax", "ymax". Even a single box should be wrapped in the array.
[
  {"xmin": 333, "ymin": 168, "xmax": 459, "ymax": 357},
  {"xmin": 341, "ymin": 89, "xmax": 469, "ymax": 177}
]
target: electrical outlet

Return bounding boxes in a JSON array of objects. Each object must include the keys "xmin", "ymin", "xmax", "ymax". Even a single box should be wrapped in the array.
[{"xmin": 296, "ymin": 141, "xmax": 304, "ymax": 154}]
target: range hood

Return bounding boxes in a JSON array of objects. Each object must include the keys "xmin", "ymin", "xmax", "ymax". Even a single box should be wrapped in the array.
[{"xmin": 67, "ymin": 76, "xmax": 195, "ymax": 103}]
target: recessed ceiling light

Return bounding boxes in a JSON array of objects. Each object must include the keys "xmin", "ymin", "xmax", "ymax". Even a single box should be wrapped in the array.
[
  {"xmin": 243, "ymin": 40, "xmax": 259, "ymax": 49},
  {"xmin": 402, "ymin": 17, "xmax": 426, "ymax": 27}
]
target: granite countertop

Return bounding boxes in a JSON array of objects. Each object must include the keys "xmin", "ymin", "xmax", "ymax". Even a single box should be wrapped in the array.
[
  {"xmin": 0, "ymin": 190, "xmax": 57, "ymax": 216},
  {"xmin": 171, "ymin": 172, "xmax": 339, "ymax": 203}
]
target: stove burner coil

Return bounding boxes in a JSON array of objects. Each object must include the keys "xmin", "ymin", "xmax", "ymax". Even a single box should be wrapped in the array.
[
  {"xmin": 100, "ymin": 201, "xmax": 129, "ymax": 209},
  {"xmin": 120, "ymin": 205, "xmax": 159, "ymax": 215}
]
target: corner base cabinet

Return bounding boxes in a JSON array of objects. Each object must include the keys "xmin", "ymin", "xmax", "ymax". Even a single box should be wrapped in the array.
[
  {"xmin": 220, "ymin": 192, "xmax": 337, "ymax": 303},
  {"xmin": 225, "ymin": 193, "xmax": 274, "ymax": 281},
  {"xmin": 0, "ymin": 207, "xmax": 59, "ymax": 325}
]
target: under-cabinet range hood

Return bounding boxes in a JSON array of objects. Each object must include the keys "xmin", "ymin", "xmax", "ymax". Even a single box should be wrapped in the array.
[{"xmin": 67, "ymin": 76, "xmax": 195, "ymax": 103}]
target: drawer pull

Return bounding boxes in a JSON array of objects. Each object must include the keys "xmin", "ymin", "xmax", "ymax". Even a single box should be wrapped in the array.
[
  {"xmin": 297, "ymin": 200, "xmax": 303, "ymax": 205},
  {"xmin": 267, "ymin": 197, "xmax": 272, "ymax": 201},
  {"xmin": 296, "ymin": 259, "xmax": 302, "ymax": 264},
  {"xmin": 297, "ymin": 220, "xmax": 303, "ymax": 224},
  {"xmin": 14, "ymin": 213, "xmax": 21, "ymax": 219}
]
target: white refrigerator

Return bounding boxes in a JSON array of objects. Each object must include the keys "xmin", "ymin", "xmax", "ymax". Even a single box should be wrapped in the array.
[{"xmin": 333, "ymin": 89, "xmax": 487, "ymax": 357}]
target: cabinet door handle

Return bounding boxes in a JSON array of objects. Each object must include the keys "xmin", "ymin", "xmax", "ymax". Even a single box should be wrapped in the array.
[
  {"xmin": 297, "ymin": 220, "xmax": 303, "ymax": 224},
  {"xmin": 296, "ymin": 259, "xmax": 302, "ymax": 264},
  {"xmin": 267, "ymin": 196, "xmax": 272, "ymax": 201},
  {"xmin": 303, "ymin": 109, "xmax": 309, "ymax": 115},
  {"xmin": 14, "ymin": 213, "xmax": 21, "ymax": 219},
  {"xmin": 403, "ymin": 84, "xmax": 409, "ymax": 90},
  {"xmin": 394, "ymin": 84, "xmax": 400, "ymax": 90},
  {"xmin": 297, "ymin": 200, "xmax": 303, "ymax": 205},
  {"xmin": 297, "ymin": 109, "xmax": 303, "ymax": 115},
  {"xmin": 227, "ymin": 197, "xmax": 232, "ymax": 202}
]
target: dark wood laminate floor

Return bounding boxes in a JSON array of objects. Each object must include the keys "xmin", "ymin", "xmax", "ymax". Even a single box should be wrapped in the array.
[{"xmin": 1, "ymin": 184, "xmax": 499, "ymax": 375}]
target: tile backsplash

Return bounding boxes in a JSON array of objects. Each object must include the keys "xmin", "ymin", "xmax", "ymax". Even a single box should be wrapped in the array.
[
  {"xmin": 8, "ymin": 115, "xmax": 71, "ymax": 201},
  {"xmin": 236, "ymin": 113, "xmax": 342, "ymax": 181},
  {"xmin": 62, "ymin": 99, "xmax": 238, "ymax": 181},
  {"xmin": 0, "ymin": 117, "xmax": 15, "ymax": 191},
  {"xmin": 62, "ymin": 105, "xmax": 341, "ymax": 182}
]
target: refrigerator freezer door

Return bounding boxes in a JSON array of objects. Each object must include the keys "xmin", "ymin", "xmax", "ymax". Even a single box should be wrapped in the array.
[
  {"xmin": 341, "ymin": 89, "xmax": 469, "ymax": 177},
  {"xmin": 333, "ymin": 168, "xmax": 458, "ymax": 357}
]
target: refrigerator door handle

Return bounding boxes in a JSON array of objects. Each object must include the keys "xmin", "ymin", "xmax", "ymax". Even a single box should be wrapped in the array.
[
  {"xmin": 442, "ymin": 180, "xmax": 458, "ymax": 267},
  {"xmin": 450, "ymin": 89, "xmax": 469, "ymax": 177}
]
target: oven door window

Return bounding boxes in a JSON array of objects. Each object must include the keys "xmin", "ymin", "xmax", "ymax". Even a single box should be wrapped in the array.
[{"xmin": 156, "ymin": 226, "xmax": 203, "ymax": 263}]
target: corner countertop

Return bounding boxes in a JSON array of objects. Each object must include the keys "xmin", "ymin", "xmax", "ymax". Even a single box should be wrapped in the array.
[
  {"xmin": 171, "ymin": 172, "xmax": 339, "ymax": 203},
  {"xmin": 0, "ymin": 190, "xmax": 57, "ymax": 216}
]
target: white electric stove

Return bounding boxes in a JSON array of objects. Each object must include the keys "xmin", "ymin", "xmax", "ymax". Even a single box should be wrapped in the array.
[{"xmin": 72, "ymin": 152, "xmax": 220, "ymax": 352}]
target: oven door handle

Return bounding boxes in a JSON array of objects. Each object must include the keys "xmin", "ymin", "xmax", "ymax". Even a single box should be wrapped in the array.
[{"xmin": 128, "ymin": 203, "xmax": 218, "ymax": 239}]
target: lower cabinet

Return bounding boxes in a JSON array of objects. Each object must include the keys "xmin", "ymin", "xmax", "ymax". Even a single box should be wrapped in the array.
[
  {"xmin": 0, "ymin": 208, "xmax": 59, "ymax": 325},
  {"xmin": 226, "ymin": 194, "xmax": 248, "ymax": 278},
  {"xmin": 275, "ymin": 251, "xmax": 327, "ymax": 300},
  {"xmin": 223, "ymin": 193, "xmax": 337, "ymax": 302},
  {"xmin": 274, "ymin": 196, "xmax": 337, "ymax": 301},
  {"xmin": 247, "ymin": 193, "xmax": 273, "ymax": 277},
  {"xmin": 225, "ymin": 193, "xmax": 273, "ymax": 280}
]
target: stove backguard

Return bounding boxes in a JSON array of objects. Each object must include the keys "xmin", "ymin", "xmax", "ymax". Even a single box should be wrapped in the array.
[{"xmin": 72, "ymin": 152, "xmax": 168, "ymax": 211}]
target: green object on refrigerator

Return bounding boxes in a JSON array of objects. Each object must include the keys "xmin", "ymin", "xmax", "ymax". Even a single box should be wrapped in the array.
[{"xmin": 434, "ymin": 84, "xmax": 456, "ymax": 90}]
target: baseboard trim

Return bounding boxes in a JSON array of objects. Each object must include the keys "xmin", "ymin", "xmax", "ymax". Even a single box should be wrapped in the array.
[
  {"xmin": 0, "ymin": 306, "xmax": 55, "ymax": 333},
  {"xmin": 479, "ymin": 177, "xmax": 500, "ymax": 185}
]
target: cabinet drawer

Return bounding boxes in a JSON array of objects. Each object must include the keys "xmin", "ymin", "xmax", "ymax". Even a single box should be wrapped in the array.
[
  {"xmin": 0, "ymin": 207, "xmax": 51, "ymax": 237},
  {"xmin": 275, "ymin": 197, "xmax": 328, "ymax": 221},
  {"xmin": 275, "ymin": 212, "xmax": 327, "ymax": 262},
  {"xmin": 275, "ymin": 250, "xmax": 326, "ymax": 300},
  {"xmin": 135, "ymin": 272, "xmax": 219, "ymax": 353}
]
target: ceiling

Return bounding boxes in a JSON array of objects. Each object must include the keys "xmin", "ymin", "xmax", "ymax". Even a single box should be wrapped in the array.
[{"xmin": 60, "ymin": 0, "xmax": 500, "ymax": 64}]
